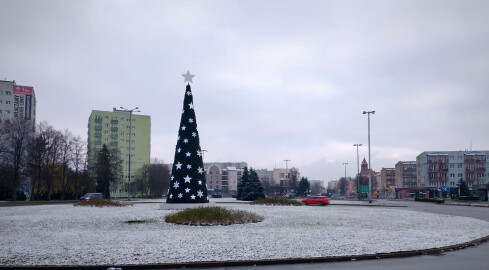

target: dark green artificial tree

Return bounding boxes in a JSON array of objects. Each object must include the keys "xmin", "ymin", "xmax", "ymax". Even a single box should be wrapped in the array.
[
  {"xmin": 167, "ymin": 72, "xmax": 208, "ymax": 203},
  {"xmin": 241, "ymin": 168, "xmax": 265, "ymax": 201},
  {"xmin": 95, "ymin": 144, "xmax": 113, "ymax": 199},
  {"xmin": 236, "ymin": 166, "xmax": 249, "ymax": 200}
]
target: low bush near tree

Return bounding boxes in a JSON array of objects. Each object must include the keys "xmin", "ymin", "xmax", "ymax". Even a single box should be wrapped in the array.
[
  {"xmin": 165, "ymin": 206, "xmax": 263, "ymax": 226},
  {"xmin": 74, "ymin": 199, "xmax": 134, "ymax": 207},
  {"xmin": 250, "ymin": 197, "xmax": 302, "ymax": 206}
]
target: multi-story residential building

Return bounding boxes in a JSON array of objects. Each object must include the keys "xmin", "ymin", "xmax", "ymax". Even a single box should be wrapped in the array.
[
  {"xmin": 395, "ymin": 161, "xmax": 417, "ymax": 188},
  {"xmin": 416, "ymin": 151, "xmax": 489, "ymax": 199},
  {"xmin": 380, "ymin": 168, "xmax": 396, "ymax": 191},
  {"xmin": 87, "ymin": 109, "xmax": 151, "ymax": 197},
  {"xmin": 0, "ymin": 80, "xmax": 36, "ymax": 132},
  {"xmin": 204, "ymin": 162, "xmax": 247, "ymax": 196}
]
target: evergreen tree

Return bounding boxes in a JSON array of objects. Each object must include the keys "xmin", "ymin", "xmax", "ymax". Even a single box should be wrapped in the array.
[
  {"xmin": 457, "ymin": 178, "xmax": 471, "ymax": 197},
  {"xmin": 241, "ymin": 168, "xmax": 265, "ymax": 201},
  {"xmin": 236, "ymin": 166, "xmax": 249, "ymax": 200},
  {"xmin": 95, "ymin": 144, "xmax": 113, "ymax": 199},
  {"xmin": 297, "ymin": 177, "xmax": 310, "ymax": 197},
  {"xmin": 167, "ymin": 72, "xmax": 208, "ymax": 203}
]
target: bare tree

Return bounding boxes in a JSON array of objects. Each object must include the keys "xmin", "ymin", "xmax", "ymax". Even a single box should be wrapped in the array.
[
  {"xmin": 2, "ymin": 119, "xmax": 31, "ymax": 200},
  {"xmin": 70, "ymin": 135, "xmax": 86, "ymax": 199}
]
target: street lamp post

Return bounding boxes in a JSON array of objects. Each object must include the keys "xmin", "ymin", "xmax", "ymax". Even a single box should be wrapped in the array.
[
  {"xmin": 120, "ymin": 106, "xmax": 140, "ymax": 200},
  {"xmin": 342, "ymin": 162, "xmax": 348, "ymax": 196},
  {"xmin": 353, "ymin": 144, "xmax": 363, "ymax": 198},
  {"xmin": 284, "ymin": 159, "xmax": 291, "ymax": 194},
  {"xmin": 363, "ymin": 111, "xmax": 375, "ymax": 199}
]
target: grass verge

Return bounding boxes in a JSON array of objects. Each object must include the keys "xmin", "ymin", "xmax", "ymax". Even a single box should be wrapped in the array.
[
  {"xmin": 74, "ymin": 199, "xmax": 134, "ymax": 207},
  {"xmin": 165, "ymin": 206, "xmax": 264, "ymax": 226},
  {"xmin": 250, "ymin": 197, "xmax": 303, "ymax": 206}
]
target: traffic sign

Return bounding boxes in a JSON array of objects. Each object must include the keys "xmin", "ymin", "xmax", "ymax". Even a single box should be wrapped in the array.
[{"xmin": 440, "ymin": 186, "xmax": 450, "ymax": 192}]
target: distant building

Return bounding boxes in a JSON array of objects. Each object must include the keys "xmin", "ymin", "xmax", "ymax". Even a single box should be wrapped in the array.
[
  {"xmin": 395, "ymin": 161, "xmax": 417, "ymax": 188},
  {"xmin": 0, "ymin": 80, "xmax": 36, "ymax": 132},
  {"xmin": 204, "ymin": 162, "xmax": 247, "ymax": 196},
  {"xmin": 380, "ymin": 168, "xmax": 396, "ymax": 190},
  {"xmin": 416, "ymin": 151, "xmax": 489, "ymax": 199},
  {"xmin": 87, "ymin": 109, "xmax": 151, "ymax": 197}
]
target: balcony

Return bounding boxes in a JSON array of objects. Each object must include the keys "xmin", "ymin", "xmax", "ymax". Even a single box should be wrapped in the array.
[
  {"xmin": 94, "ymin": 133, "xmax": 102, "ymax": 138},
  {"xmin": 110, "ymin": 141, "xmax": 118, "ymax": 146},
  {"xmin": 95, "ymin": 118, "xmax": 102, "ymax": 123},
  {"xmin": 94, "ymin": 125, "xmax": 102, "ymax": 130},
  {"xmin": 94, "ymin": 140, "xmax": 102, "ymax": 145},
  {"xmin": 111, "ymin": 119, "xmax": 118, "ymax": 124},
  {"xmin": 111, "ymin": 127, "xmax": 118, "ymax": 131},
  {"xmin": 110, "ymin": 134, "xmax": 118, "ymax": 139}
]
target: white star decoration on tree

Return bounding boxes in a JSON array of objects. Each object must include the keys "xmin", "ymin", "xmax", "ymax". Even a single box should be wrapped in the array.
[
  {"xmin": 181, "ymin": 126, "xmax": 186, "ymax": 131},
  {"xmin": 175, "ymin": 162, "xmax": 182, "ymax": 169},
  {"xmin": 191, "ymin": 194, "xmax": 196, "ymax": 200},
  {"xmin": 182, "ymin": 70, "xmax": 195, "ymax": 83},
  {"xmin": 198, "ymin": 167, "xmax": 203, "ymax": 174},
  {"xmin": 169, "ymin": 194, "xmax": 173, "ymax": 199},
  {"xmin": 185, "ymin": 188, "xmax": 190, "ymax": 193},
  {"xmin": 192, "ymin": 132, "xmax": 197, "ymax": 137},
  {"xmin": 188, "ymin": 118, "xmax": 194, "ymax": 123},
  {"xmin": 173, "ymin": 182, "xmax": 179, "ymax": 189},
  {"xmin": 186, "ymin": 164, "xmax": 192, "ymax": 169},
  {"xmin": 188, "ymin": 103, "xmax": 194, "ymax": 109},
  {"xmin": 178, "ymin": 193, "xmax": 183, "ymax": 198},
  {"xmin": 198, "ymin": 180, "xmax": 202, "ymax": 185},
  {"xmin": 197, "ymin": 150, "xmax": 202, "ymax": 157},
  {"xmin": 197, "ymin": 190, "xmax": 204, "ymax": 198},
  {"xmin": 183, "ymin": 139, "xmax": 189, "ymax": 143},
  {"xmin": 184, "ymin": 175, "xmax": 192, "ymax": 183},
  {"xmin": 186, "ymin": 152, "xmax": 191, "ymax": 157}
]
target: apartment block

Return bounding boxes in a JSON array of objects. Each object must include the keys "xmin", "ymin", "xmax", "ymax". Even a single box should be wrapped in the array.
[
  {"xmin": 87, "ymin": 109, "xmax": 151, "ymax": 196},
  {"xmin": 417, "ymin": 151, "xmax": 488, "ymax": 188},
  {"xmin": 0, "ymin": 80, "xmax": 36, "ymax": 132},
  {"xmin": 395, "ymin": 161, "xmax": 417, "ymax": 188}
]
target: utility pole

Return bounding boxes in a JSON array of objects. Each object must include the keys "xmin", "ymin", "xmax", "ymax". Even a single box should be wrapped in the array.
[
  {"xmin": 284, "ymin": 159, "xmax": 291, "ymax": 194},
  {"xmin": 363, "ymin": 111, "xmax": 375, "ymax": 199},
  {"xmin": 354, "ymin": 144, "xmax": 363, "ymax": 198},
  {"xmin": 120, "ymin": 106, "xmax": 140, "ymax": 200}
]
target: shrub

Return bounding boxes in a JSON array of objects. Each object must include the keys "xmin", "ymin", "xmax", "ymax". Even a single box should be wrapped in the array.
[
  {"xmin": 74, "ymin": 199, "xmax": 134, "ymax": 207},
  {"xmin": 250, "ymin": 197, "xmax": 302, "ymax": 206},
  {"xmin": 415, "ymin": 197, "xmax": 444, "ymax": 204},
  {"xmin": 457, "ymin": 196, "xmax": 480, "ymax": 201},
  {"xmin": 165, "ymin": 206, "xmax": 263, "ymax": 226}
]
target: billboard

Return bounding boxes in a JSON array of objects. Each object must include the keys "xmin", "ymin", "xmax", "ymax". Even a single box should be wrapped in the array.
[
  {"xmin": 13, "ymin": 85, "xmax": 33, "ymax": 95},
  {"xmin": 13, "ymin": 85, "xmax": 33, "ymax": 120}
]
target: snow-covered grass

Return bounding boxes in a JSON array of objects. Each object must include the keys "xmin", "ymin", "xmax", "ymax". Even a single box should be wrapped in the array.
[{"xmin": 1, "ymin": 203, "xmax": 489, "ymax": 266}]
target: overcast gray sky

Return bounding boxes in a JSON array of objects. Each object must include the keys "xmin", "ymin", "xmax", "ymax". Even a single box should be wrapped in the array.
[{"xmin": 1, "ymin": 0, "xmax": 488, "ymax": 182}]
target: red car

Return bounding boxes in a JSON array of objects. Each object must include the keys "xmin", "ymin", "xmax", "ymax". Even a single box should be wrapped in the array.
[{"xmin": 302, "ymin": 196, "xmax": 330, "ymax": 206}]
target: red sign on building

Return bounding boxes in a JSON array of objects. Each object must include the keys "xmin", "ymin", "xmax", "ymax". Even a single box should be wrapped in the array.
[{"xmin": 13, "ymin": 85, "xmax": 33, "ymax": 95}]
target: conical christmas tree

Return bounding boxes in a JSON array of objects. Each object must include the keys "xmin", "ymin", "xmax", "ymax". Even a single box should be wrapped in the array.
[{"xmin": 166, "ymin": 71, "xmax": 209, "ymax": 203}]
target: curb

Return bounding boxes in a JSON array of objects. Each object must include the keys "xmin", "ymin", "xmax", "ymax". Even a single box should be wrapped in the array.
[{"xmin": 3, "ymin": 234, "xmax": 488, "ymax": 270}]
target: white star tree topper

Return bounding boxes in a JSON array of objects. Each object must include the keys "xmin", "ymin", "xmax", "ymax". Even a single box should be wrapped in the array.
[{"xmin": 182, "ymin": 70, "xmax": 195, "ymax": 83}]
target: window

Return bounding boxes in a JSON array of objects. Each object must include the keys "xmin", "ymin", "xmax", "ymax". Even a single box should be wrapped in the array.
[
  {"xmin": 104, "ymin": 131, "xmax": 109, "ymax": 135},
  {"xmin": 450, "ymin": 164, "xmax": 454, "ymax": 168},
  {"xmin": 104, "ymin": 116, "xmax": 108, "ymax": 120},
  {"xmin": 104, "ymin": 123, "xmax": 109, "ymax": 127},
  {"xmin": 450, "ymin": 173, "xmax": 455, "ymax": 178},
  {"xmin": 450, "ymin": 156, "xmax": 454, "ymax": 160},
  {"xmin": 6, "ymin": 110, "xmax": 10, "ymax": 114},
  {"xmin": 458, "ymin": 156, "xmax": 462, "ymax": 160},
  {"xmin": 120, "ymin": 132, "xmax": 124, "ymax": 136},
  {"xmin": 95, "ymin": 115, "xmax": 102, "ymax": 119},
  {"xmin": 0, "ymin": 110, "xmax": 2, "ymax": 114},
  {"xmin": 5, "ymin": 100, "xmax": 10, "ymax": 104},
  {"xmin": 458, "ymin": 164, "xmax": 463, "ymax": 168},
  {"xmin": 112, "ymin": 117, "xmax": 117, "ymax": 121},
  {"xmin": 6, "ymin": 91, "xmax": 11, "ymax": 95},
  {"xmin": 0, "ymin": 100, "xmax": 2, "ymax": 104},
  {"xmin": 104, "ymin": 138, "xmax": 108, "ymax": 142}
]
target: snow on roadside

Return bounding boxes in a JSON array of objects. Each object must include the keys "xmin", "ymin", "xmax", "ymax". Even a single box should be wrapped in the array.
[{"xmin": 1, "ymin": 203, "xmax": 489, "ymax": 266}]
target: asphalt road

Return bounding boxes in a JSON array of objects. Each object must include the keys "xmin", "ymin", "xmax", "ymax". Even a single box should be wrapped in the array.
[{"xmin": 162, "ymin": 201, "xmax": 489, "ymax": 270}]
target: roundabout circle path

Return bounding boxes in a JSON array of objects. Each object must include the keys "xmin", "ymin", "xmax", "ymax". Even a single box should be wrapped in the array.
[{"xmin": 1, "ymin": 200, "xmax": 489, "ymax": 269}]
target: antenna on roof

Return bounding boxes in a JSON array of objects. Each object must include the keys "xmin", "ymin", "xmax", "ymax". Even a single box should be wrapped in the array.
[{"xmin": 470, "ymin": 138, "xmax": 472, "ymax": 151}]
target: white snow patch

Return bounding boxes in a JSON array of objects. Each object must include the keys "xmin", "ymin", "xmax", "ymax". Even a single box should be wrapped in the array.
[{"xmin": 1, "ymin": 203, "xmax": 488, "ymax": 266}]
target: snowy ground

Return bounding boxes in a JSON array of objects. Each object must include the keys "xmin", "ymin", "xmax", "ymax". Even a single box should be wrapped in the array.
[{"xmin": 1, "ymin": 202, "xmax": 489, "ymax": 266}]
